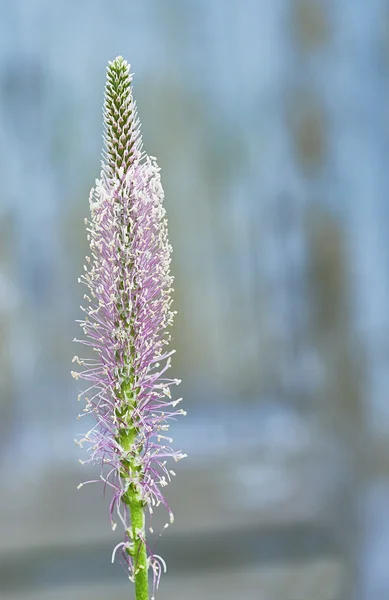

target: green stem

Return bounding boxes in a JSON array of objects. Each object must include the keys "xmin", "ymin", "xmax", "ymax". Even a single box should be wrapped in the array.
[
  {"xmin": 118, "ymin": 384, "xmax": 149, "ymax": 600},
  {"xmin": 128, "ymin": 493, "xmax": 148, "ymax": 600}
]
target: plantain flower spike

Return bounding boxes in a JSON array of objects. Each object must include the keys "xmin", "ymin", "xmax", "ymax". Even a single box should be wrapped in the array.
[{"xmin": 72, "ymin": 56, "xmax": 186, "ymax": 600}]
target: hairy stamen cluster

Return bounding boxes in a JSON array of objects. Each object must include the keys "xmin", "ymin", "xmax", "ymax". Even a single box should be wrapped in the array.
[{"xmin": 72, "ymin": 57, "xmax": 185, "ymax": 597}]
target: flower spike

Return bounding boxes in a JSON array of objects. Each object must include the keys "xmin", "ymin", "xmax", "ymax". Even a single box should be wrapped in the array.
[{"xmin": 73, "ymin": 56, "xmax": 185, "ymax": 600}]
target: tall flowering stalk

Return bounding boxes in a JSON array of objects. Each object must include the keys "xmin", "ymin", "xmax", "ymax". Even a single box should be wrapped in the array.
[{"xmin": 72, "ymin": 56, "xmax": 186, "ymax": 600}]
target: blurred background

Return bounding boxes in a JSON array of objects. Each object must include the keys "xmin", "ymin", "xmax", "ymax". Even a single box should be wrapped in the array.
[{"xmin": 0, "ymin": 1, "xmax": 389, "ymax": 599}]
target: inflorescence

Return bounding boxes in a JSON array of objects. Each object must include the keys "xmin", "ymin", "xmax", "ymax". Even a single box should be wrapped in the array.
[{"xmin": 72, "ymin": 56, "xmax": 186, "ymax": 598}]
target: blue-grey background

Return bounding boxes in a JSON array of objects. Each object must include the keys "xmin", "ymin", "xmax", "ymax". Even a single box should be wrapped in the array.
[{"xmin": 0, "ymin": 1, "xmax": 388, "ymax": 599}]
